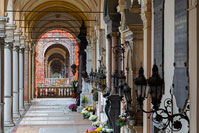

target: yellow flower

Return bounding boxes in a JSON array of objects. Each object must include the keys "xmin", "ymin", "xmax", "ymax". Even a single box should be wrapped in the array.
[
  {"xmin": 91, "ymin": 107, "xmax": 93, "ymax": 110},
  {"xmin": 95, "ymin": 127, "xmax": 102, "ymax": 131},
  {"xmin": 88, "ymin": 107, "xmax": 91, "ymax": 111}
]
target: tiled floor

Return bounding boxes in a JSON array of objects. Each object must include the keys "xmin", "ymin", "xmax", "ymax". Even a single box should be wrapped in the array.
[{"xmin": 12, "ymin": 98, "xmax": 91, "ymax": 133}]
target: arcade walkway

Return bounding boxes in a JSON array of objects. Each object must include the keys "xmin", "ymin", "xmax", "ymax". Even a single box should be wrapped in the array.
[{"xmin": 12, "ymin": 98, "xmax": 91, "ymax": 133}]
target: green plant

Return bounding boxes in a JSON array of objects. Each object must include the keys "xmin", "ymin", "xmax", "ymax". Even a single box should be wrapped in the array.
[
  {"xmin": 116, "ymin": 113, "xmax": 132, "ymax": 127},
  {"xmin": 81, "ymin": 96, "xmax": 88, "ymax": 104}
]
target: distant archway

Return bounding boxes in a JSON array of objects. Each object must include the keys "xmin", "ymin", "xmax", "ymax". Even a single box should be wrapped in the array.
[{"xmin": 35, "ymin": 29, "xmax": 79, "ymax": 95}]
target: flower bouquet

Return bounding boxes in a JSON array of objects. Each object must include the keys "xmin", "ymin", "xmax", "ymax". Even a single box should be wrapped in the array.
[
  {"xmin": 86, "ymin": 106, "xmax": 96, "ymax": 115},
  {"xmin": 81, "ymin": 108, "xmax": 90, "ymax": 119},
  {"xmin": 92, "ymin": 121, "xmax": 102, "ymax": 127},
  {"xmin": 68, "ymin": 104, "xmax": 77, "ymax": 111},
  {"xmin": 89, "ymin": 115, "xmax": 98, "ymax": 122},
  {"xmin": 116, "ymin": 113, "xmax": 132, "ymax": 127}
]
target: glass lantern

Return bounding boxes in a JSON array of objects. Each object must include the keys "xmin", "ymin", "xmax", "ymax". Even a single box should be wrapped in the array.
[
  {"xmin": 123, "ymin": 83, "xmax": 132, "ymax": 104},
  {"xmin": 134, "ymin": 67, "xmax": 147, "ymax": 104},
  {"xmin": 148, "ymin": 64, "xmax": 164, "ymax": 109}
]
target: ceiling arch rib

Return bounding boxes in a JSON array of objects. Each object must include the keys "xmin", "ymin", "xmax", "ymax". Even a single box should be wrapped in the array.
[{"xmin": 13, "ymin": 1, "xmax": 95, "ymax": 40}]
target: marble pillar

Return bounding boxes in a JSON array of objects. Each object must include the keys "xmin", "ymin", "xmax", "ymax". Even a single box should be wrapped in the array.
[
  {"xmin": 141, "ymin": 1, "xmax": 152, "ymax": 132},
  {"xmin": 188, "ymin": 0, "xmax": 199, "ymax": 132},
  {"xmin": 32, "ymin": 46, "xmax": 35, "ymax": 99},
  {"xmin": 111, "ymin": 32, "xmax": 119, "ymax": 94},
  {"xmin": 13, "ymin": 30, "xmax": 21, "ymax": 118},
  {"xmin": 24, "ymin": 39, "xmax": 29, "ymax": 104},
  {"xmin": 19, "ymin": 36, "xmax": 25, "ymax": 111},
  {"xmin": 105, "ymin": 35, "xmax": 112, "ymax": 95},
  {"xmin": 4, "ymin": 24, "xmax": 15, "ymax": 127},
  {"xmin": 29, "ymin": 44, "xmax": 32, "ymax": 101},
  {"xmin": 0, "ymin": 17, "xmax": 8, "ymax": 133}
]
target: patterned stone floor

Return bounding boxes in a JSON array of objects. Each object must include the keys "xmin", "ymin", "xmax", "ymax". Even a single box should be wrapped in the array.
[{"xmin": 11, "ymin": 98, "xmax": 91, "ymax": 133}]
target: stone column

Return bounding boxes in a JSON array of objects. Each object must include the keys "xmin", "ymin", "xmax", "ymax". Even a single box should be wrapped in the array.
[
  {"xmin": 19, "ymin": 36, "xmax": 25, "ymax": 111},
  {"xmin": 13, "ymin": 30, "xmax": 21, "ymax": 118},
  {"xmin": 32, "ymin": 46, "xmax": 35, "ymax": 99},
  {"xmin": 106, "ymin": 35, "xmax": 112, "ymax": 94},
  {"xmin": 188, "ymin": 0, "xmax": 199, "ymax": 132},
  {"xmin": 141, "ymin": 1, "xmax": 152, "ymax": 132},
  {"xmin": 107, "ymin": 32, "xmax": 121, "ymax": 133},
  {"xmin": 0, "ymin": 17, "xmax": 8, "ymax": 133},
  {"xmin": 29, "ymin": 43, "xmax": 32, "ymax": 101},
  {"xmin": 111, "ymin": 32, "xmax": 119, "ymax": 94},
  {"xmin": 4, "ymin": 24, "xmax": 15, "ymax": 127},
  {"xmin": 24, "ymin": 39, "xmax": 29, "ymax": 104},
  {"xmin": 45, "ymin": 60, "xmax": 48, "ymax": 78},
  {"xmin": 130, "ymin": 29, "xmax": 143, "ymax": 103}
]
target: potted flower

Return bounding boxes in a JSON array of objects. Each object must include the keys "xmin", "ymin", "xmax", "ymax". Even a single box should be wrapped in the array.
[
  {"xmin": 68, "ymin": 104, "xmax": 77, "ymax": 111},
  {"xmin": 89, "ymin": 115, "xmax": 98, "ymax": 122},
  {"xmin": 81, "ymin": 96, "xmax": 88, "ymax": 107}
]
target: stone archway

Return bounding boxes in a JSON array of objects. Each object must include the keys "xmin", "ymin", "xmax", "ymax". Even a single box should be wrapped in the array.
[{"xmin": 35, "ymin": 29, "xmax": 79, "ymax": 96}]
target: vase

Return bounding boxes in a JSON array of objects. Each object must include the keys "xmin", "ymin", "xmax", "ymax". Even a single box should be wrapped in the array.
[{"xmin": 128, "ymin": 120, "xmax": 136, "ymax": 126}]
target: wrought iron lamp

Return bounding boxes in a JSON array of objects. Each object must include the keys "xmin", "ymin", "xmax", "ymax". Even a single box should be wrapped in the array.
[
  {"xmin": 89, "ymin": 61, "xmax": 106, "ymax": 92},
  {"xmin": 134, "ymin": 64, "xmax": 189, "ymax": 132},
  {"xmin": 89, "ymin": 68, "xmax": 94, "ymax": 83},
  {"xmin": 123, "ymin": 83, "xmax": 132, "ymax": 104}
]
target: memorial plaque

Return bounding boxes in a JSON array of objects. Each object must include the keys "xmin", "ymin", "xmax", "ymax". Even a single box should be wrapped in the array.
[
  {"xmin": 173, "ymin": 0, "xmax": 188, "ymax": 110},
  {"xmin": 154, "ymin": 0, "xmax": 164, "ymax": 78}
]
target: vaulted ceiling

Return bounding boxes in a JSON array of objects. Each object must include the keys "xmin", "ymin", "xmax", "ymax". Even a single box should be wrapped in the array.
[{"xmin": 3, "ymin": 0, "xmax": 101, "ymax": 43}]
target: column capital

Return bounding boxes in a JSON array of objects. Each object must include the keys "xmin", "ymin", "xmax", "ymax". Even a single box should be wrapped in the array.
[
  {"xmin": 4, "ymin": 42, "xmax": 13, "ymax": 49},
  {"xmin": 19, "ymin": 48, "xmax": 24, "ymax": 53},
  {"xmin": 5, "ymin": 24, "xmax": 15, "ymax": 44},
  {"xmin": 0, "ymin": 17, "xmax": 8, "ymax": 38},
  {"xmin": 13, "ymin": 46, "xmax": 20, "ymax": 52},
  {"xmin": 20, "ymin": 35, "xmax": 26, "ymax": 49},
  {"xmin": 110, "ymin": 32, "xmax": 119, "ymax": 37},
  {"xmin": 14, "ymin": 30, "xmax": 22, "ymax": 47}
]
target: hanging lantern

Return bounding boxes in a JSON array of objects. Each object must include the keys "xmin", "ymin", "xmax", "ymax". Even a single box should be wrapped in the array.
[
  {"xmin": 134, "ymin": 67, "xmax": 147, "ymax": 104},
  {"xmin": 148, "ymin": 64, "xmax": 164, "ymax": 109}
]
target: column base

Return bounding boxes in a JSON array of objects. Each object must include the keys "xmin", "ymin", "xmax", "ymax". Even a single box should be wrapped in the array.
[
  {"xmin": 13, "ymin": 113, "xmax": 21, "ymax": 118},
  {"xmin": 19, "ymin": 109, "xmax": 25, "ymax": 116},
  {"xmin": 19, "ymin": 107, "xmax": 25, "ymax": 111},
  {"xmin": 24, "ymin": 101, "xmax": 31, "ymax": 106},
  {"xmin": 4, "ymin": 121, "xmax": 14, "ymax": 127}
]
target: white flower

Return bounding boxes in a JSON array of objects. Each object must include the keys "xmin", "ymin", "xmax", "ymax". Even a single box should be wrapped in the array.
[
  {"xmin": 102, "ymin": 128, "xmax": 106, "ymax": 131},
  {"xmin": 89, "ymin": 115, "xmax": 98, "ymax": 121},
  {"xmin": 106, "ymin": 129, "xmax": 113, "ymax": 132},
  {"xmin": 92, "ymin": 121, "xmax": 101, "ymax": 127}
]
